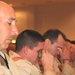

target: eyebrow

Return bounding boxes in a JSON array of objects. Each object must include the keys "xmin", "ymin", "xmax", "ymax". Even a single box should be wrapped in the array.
[{"xmin": 9, "ymin": 18, "xmax": 17, "ymax": 22}]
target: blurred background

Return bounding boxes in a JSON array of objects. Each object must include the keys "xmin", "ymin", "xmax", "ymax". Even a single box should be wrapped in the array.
[{"xmin": 2, "ymin": 0, "xmax": 75, "ymax": 40}]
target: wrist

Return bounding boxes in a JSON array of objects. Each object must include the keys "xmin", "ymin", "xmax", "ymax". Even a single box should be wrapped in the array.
[
  {"xmin": 63, "ymin": 59, "xmax": 71, "ymax": 65},
  {"xmin": 44, "ymin": 65, "xmax": 53, "ymax": 71}
]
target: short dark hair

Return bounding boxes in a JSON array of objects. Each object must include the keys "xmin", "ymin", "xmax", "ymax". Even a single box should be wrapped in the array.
[
  {"xmin": 71, "ymin": 41, "xmax": 75, "ymax": 44},
  {"xmin": 43, "ymin": 29, "xmax": 66, "ymax": 44},
  {"xmin": 66, "ymin": 39, "xmax": 75, "ymax": 45},
  {"xmin": 16, "ymin": 29, "xmax": 44, "ymax": 52}
]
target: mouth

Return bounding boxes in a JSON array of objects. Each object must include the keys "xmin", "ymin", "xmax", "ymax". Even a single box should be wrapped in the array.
[
  {"xmin": 6, "ymin": 39, "xmax": 12, "ymax": 44},
  {"xmin": 7, "ymin": 37, "xmax": 14, "ymax": 43}
]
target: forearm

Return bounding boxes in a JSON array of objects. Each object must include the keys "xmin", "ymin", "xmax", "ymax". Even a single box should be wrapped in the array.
[
  {"xmin": 62, "ymin": 63, "xmax": 74, "ymax": 75},
  {"xmin": 44, "ymin": 70, "xmax": 55, "ymax": 75},
  {"xmin": 43, "ymin": 65, "xmax": 55, "ymax": 75}
]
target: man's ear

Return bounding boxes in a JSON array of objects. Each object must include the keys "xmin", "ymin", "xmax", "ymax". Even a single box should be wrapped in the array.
[
  {"xmin": 22, "ymin": 46, "xmax": 29, "ymax": 55},
  {"xmin": 44, "ymin": 39, "xmax": 51, "ymax": 49}
]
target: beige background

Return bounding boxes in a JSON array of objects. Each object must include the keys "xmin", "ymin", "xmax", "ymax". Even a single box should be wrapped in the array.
[{"xmin": 14, "ymin": 2, "xmax": 75, "ymax": 40}]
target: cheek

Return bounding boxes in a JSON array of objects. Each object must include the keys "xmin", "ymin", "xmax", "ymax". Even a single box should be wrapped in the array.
[
  {"xmin": 0, "ymin": 28, "xmax": 10, "ymax": 39},
  {"xmin": 0, "ymin": 32, "xmax": 6, "ymax": 42},
  {"xmin": 71, "ymin": 52, "xmax": 75, "ymax": 56},
  {"xmin": 32, "ymin": 52, "xmax": 38, "ymax": 61},
  {"xmin": 52, "ymin": 44, "xmax": 56, "ymax": 49},
  {"xmin": 30, "ymin": 52, "xmax": 37, "ymax": 57},
  {"xmin": 52, "ymin": 46, "xmax": 57, "ymax": 52},
  {"xmin": 34, "ymin": 52, "xmax": 38, "ymax": 58},
  {"xmin": 0, "ymin": 23, "xmax": 11, "ymax": 40}
]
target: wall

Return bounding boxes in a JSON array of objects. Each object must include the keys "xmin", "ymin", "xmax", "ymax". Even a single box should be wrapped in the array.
[
  {"xmin": 35, "ymin": 3, "xmax": 75, "ymax": 40},
  {"xmin": 15, "ymin": 6, "xmax": 35, "ymax": 34},
  {"xmin": 14, "ymin": 3, "xmax": 75, "ymax": 40}
]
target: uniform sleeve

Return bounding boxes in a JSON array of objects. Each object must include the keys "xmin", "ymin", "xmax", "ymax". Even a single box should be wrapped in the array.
[
  {"xmin": 0, "ymin": 65, "xmax": 11, "ymax": 75},
  {"xmin": 62, "ymin": 63, "xmax": 74, "ymax": 75}
]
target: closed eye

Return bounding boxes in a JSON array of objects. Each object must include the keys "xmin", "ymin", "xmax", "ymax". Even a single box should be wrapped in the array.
[{"xmin": 7, "ymin": 22, "xmax": 12, "ymax": 25}]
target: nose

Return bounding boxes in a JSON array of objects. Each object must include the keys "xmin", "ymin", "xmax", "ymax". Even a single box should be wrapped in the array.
[{"xmin": 12, "ymin": 25, "xmax": 19, "ymax": 36}]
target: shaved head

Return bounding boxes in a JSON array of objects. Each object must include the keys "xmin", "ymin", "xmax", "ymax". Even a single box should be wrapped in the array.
[
  {"xmin": 0, "ymin": 1, "xmax": 13, "ymax": 9},
  {"xmin": 0, "ymin": 1, "xmax": 15, "ymax": 19},
  {"xmin": 0, "ymin": 1, "xmax": 18, "ymax": 50}
]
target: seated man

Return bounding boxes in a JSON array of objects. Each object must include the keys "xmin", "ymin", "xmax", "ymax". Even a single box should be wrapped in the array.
[
  {"xmin": 66, "ymin": 39, "xmax": 75, "ymax": 71},
  {"xmin": 0, "ymin": 1, "xmax": 19, "ymax": 75},
  {"xmin": 9, "ymin": 29, "xmax": 55, "ymax": 75},
  {"xmin": 43, "ymin": 29, "xmax": 75, "ymax": 75}
]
